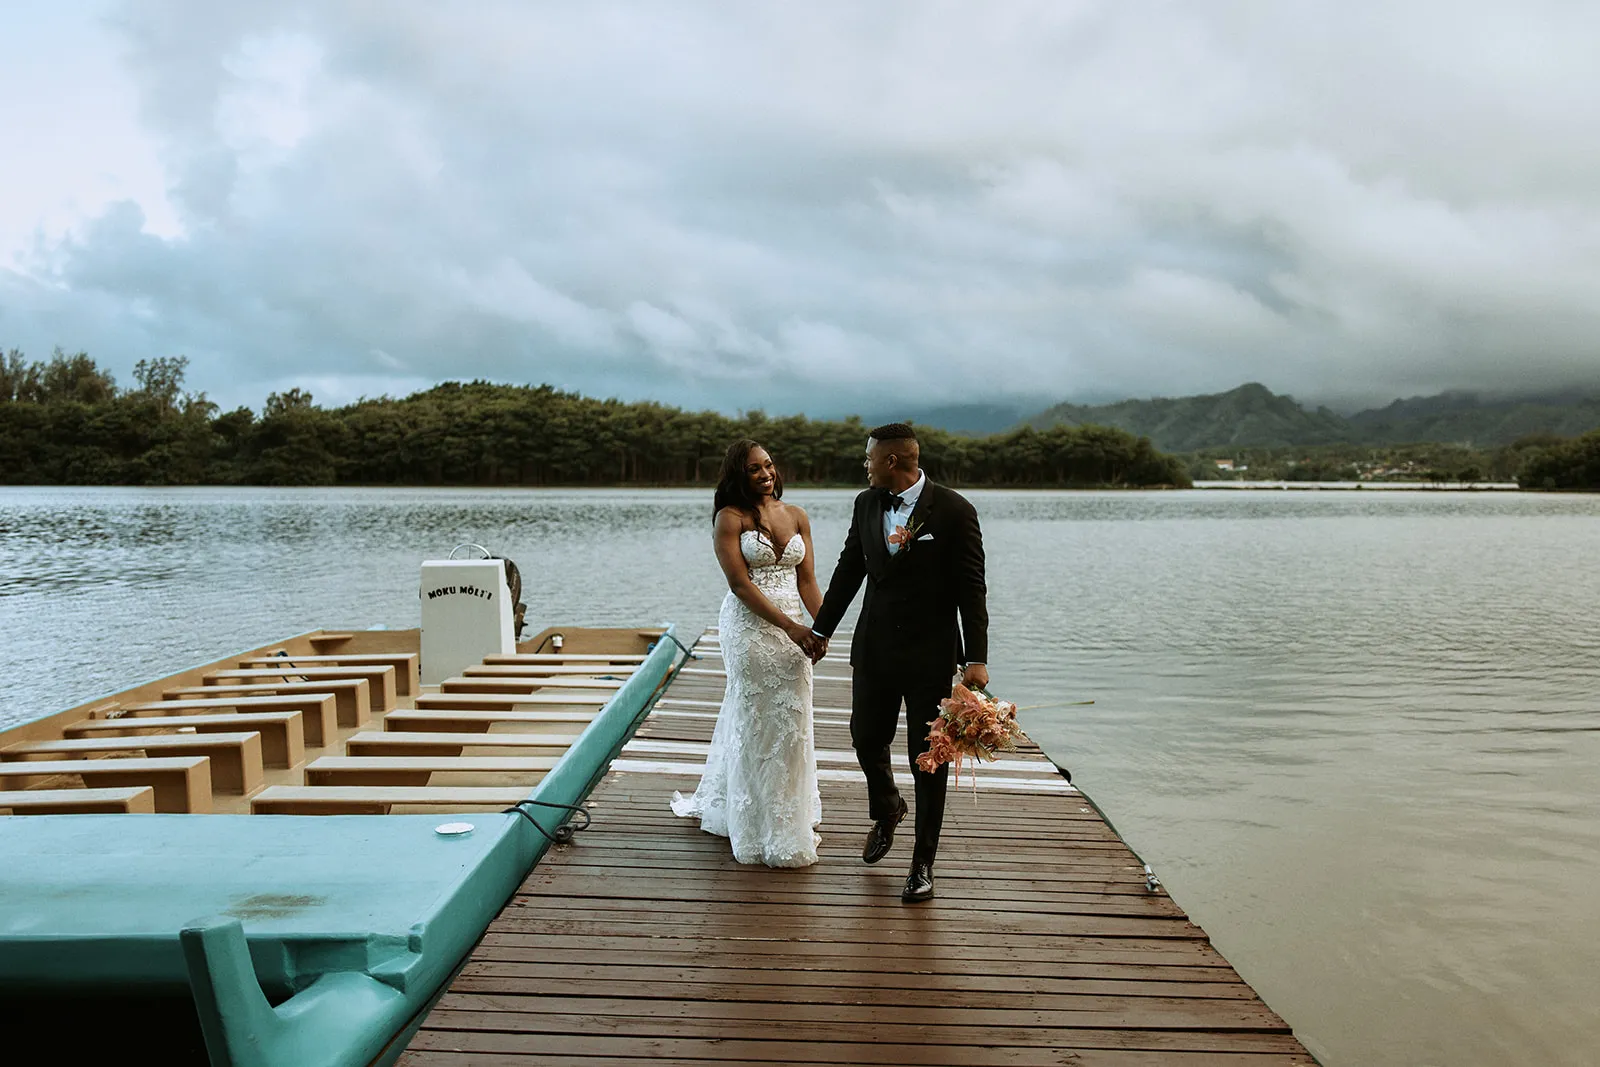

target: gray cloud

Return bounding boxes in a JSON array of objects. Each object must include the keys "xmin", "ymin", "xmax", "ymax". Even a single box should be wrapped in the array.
[{"xmin": 4, "ymin": 0, "xmax": 1600, "ymax": 414}]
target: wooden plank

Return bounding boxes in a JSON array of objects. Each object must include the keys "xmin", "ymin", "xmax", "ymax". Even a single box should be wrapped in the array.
[
  {"xmin": 250, "ymin": 785, "xmax": 530, "ymax": 815},
  {"xmin": 163, "ymin": 679, "xmax": 371, "ymax": 728},
  {"xmin": 414, "ymin": 693, "xmax": 611, "ymax": 710},
  {"xmin": 120, "ymin": 695, "xmax": 337, "ymax": 748},
  {"xmin": 452, "ymin": 963, "xmax": 1257, "ymax": 1001},
  {"xmin": 401, "ymin": 1035, "xmax": 1312, "ymax": 1065},
  {"xmin": 205, "ymin": 666, "xmax": 398, "ymax": 712},
  {"xmin": 236, "ymin": 653, "xmax": 420, "ymax": 696},
  {"xmin": 0, "ymin": 786, "xmax": 157, "ymax": 814},
  {"xmin": 343, "ymin": 732, "xmax": 574, "ymax": 758},
  {"xmin": 402, "ymin": 655, "xmax": 1314, "ymax": 1065},
  {"xmin": 429, "ymin": 993, "xmax": 1288, "ymax": 1031},
  {"xmin": 399, "ymin": 1054, "xmax": 1313, "ymax": 1067},
  {"xmin": 457, "ymin": 664, "xmax": 639, "ymax": 677},
  {"xmin": 382, "ymin": 710, "xmax": 597, "ymax": 733},
  {"xmin": 480, "ymin": 654, "xmax": 648, "ymax": 664},
  {"xmin": 462, "ymin": 948, "xmax": 1245, "ymax": 983},
  {"xmin": 63, "ymin": 712, "xmax": 305, "ymax": 767},
  {"xmin": 2, "ymin": 732, "xmax": 264, "ymax": 794},
  {"xmin": 0, "ymin": 756, "xmax": 212, "ymax": 813},
  {"xmin": 440, "ymin": 677, "xmax": 626, "ymax": 694},
  {"xmin": 413, "ymin": 1017, "xmax": 1305, "ymax": 1053},
  {"xmin": 474, "ymin": 931, "xmax": 1234, "ymax": 968},
  {"xmin": 305, "ymin": 755, "xmax": 557, "ymax": 787}
]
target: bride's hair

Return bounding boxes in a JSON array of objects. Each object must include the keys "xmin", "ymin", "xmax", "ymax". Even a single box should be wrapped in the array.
[{"xmin": 713, "ymin": 438, "xmax": 784, "ymax": 548}]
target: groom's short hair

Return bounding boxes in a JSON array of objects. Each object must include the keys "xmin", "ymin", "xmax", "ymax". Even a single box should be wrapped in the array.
[{"xmin": 867, "ymin": 422, "xmax": 917, "ymax": 443}]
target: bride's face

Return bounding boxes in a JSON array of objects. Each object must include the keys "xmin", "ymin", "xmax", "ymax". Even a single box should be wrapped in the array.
[{"xmin": 745, "ymin": 447, "xmax": 777, "ymax": 497}]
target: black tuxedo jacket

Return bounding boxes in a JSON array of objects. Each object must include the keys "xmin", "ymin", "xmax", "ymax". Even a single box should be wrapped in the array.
[{"xmin": 813, "ymin": 480, "xmax": 988, "ymax": 680}]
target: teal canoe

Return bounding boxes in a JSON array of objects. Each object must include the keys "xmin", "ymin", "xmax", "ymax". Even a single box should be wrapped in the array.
[{"xmin": 0, "ymin": 624, "xmax": 687, "ymax": 1066}]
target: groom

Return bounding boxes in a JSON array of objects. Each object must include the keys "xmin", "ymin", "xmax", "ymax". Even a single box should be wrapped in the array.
[{"xmin": 808, "ymin": 423, "xmax": 989, "ymax": 902}]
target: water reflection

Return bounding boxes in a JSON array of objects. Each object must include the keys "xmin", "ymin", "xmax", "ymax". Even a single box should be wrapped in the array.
[{"xmin": 1, "ymin": 486, "xmax": 1598, "ymax": 1065}]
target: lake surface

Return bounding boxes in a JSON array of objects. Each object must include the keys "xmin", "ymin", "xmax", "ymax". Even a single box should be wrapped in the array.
[{"xmin": 2, "ymin": 486, "xmax": 1597, "ymax": 1066}]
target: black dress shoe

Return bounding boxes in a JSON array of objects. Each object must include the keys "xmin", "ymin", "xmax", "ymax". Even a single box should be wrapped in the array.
[
  {"xmin": 901, "ymin": 860, "xmax": 934, "ymax": 903},
  {"xmin": 862, "ymin": 795, "xmax": 908, "ymax": 864}
]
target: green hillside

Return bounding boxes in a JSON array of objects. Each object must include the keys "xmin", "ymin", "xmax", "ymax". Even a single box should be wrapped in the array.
[
  {"xmin": 1027, "ymin": 383, "xmax": 1350, "ymax": 451},
  {"xmin": 1346, "ymin": 391, "xmax": 1600, "ymax": 446},
  {"xmin": 1025, "ymin": 382, "xmax": 1600, "ymax": 452}
]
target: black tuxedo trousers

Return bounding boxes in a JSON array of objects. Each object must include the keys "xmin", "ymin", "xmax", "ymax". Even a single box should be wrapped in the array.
[
  {"xmin": 852, "ymin": 662, "xmax": 953, "ymax": 864},
  {"xmin": 812, "ymin": 481, "xmax": 989, "ymax": 866}
]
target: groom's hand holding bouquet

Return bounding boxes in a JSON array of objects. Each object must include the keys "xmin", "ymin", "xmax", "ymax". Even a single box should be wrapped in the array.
[{"xmin": 916, "ymin": 668, "xmax": 1022, "ymax": 792}]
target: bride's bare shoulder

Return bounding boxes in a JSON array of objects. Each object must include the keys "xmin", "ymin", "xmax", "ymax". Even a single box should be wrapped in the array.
[{"xmin": 714, "ymin": 506, "xmax": 752, "ymax": 533}]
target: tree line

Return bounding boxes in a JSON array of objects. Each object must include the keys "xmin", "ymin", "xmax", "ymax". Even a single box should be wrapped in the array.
[{"xmin": 0, "ymin": 349, "xmax": 1191, "ymax": 489}]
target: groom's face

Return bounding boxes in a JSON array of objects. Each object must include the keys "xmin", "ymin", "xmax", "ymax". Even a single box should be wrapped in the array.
[{"xmin": 864, "ymin": 437, "xmax": 894, "ymax": 488}]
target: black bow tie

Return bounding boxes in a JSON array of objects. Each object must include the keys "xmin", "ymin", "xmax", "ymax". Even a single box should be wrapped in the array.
[{"xmin": 882, "ymin": 490, "xmax": 906, "ymax": 510}]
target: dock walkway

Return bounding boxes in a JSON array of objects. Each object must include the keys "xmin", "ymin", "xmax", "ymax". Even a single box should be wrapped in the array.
[{"xmin": 402, "ymin": 634, "xmax": 1315, "ymax": 1065}]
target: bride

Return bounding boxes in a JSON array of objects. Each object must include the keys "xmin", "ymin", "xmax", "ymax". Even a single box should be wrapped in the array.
[{"xmin": 670, "ymin": 438, "xmax": 824, "ymax": 867}]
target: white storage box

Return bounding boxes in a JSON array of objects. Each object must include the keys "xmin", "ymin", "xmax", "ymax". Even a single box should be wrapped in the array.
[{"xmin": 419, "ymin": 559, "xmax": 515, "ymax": 685}]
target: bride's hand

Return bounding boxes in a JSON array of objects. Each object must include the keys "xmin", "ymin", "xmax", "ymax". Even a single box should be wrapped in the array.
[{"xmin": 783, "ymin": 620, "xmax": 814, "ymax": 648}]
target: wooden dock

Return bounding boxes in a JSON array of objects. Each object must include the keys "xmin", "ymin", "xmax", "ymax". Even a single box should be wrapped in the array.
[{"xmin": 401, "ymin": 634, "xmax": 1316, "ymax": 1066}]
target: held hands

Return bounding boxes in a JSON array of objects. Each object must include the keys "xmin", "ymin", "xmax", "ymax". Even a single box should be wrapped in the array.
[
  {"xmin": 960, "ymin": 662, "xmax": 990, "ymax": 691},
  {"xmin": 785, "ymin": 623, "xmax": 828, "ymax": 664}
]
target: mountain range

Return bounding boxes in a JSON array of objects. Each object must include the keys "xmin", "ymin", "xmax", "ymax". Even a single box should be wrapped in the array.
[{"xmin": 894, "ymin": 384, "xmax": 1600, "ymax": 452}]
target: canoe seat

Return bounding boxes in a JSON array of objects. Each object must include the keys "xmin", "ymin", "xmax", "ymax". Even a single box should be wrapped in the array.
[
  {"xmin": 64, "ymin": 712, "xmax": 306, "ymax": 768},
  {"xmin": 0, "ymin": 757, "xmax": 212, "ymax": 813},
  {"xmin": 483, "ymin": 653, "xmax": 648, "ymax": 664},
  {"xmin": 440, "ymin": 676, "xmax": 625, "ymax": 695},
  {"xmin": 204, "ymin": 667, "xmax": 398, "ymax": 713},
  {"xmin": 1, "ymin": 733, "xmax": 264, "ymax": 794},
  {"xmin": 460, "ymin": 664, "xmax": 636, "ymax": 677},
  {"xmin": 251, "ymin": 785, "xmax": 531, "ymax": 815},
  {"xmin": 118, "ymin": 695, "xmax": 337, "ymax": 747},
  {"xmin": 163, "ymin": 679, "xmax": 371, "ymax": 727},
  {"xmin": 0, "ymin": 787, "xmax": 157, "ymax": 815},
  {"xmin": 383, "ymin": 709, "xmax": 597, "ymax": 733},
  {"xmin": 237, "ymin": 653, "xmax": 420, "ymax": 696},
  {"xmin": 344, "ymin": 731, "xmax": 576, "ymax": 757},
  {"xmin": 306, "ymin": 755, "xmax": 558, "ymax": 787},
  {"xmin": 414, "ymin": 693, "xmax": 609, "ymax": 710}
]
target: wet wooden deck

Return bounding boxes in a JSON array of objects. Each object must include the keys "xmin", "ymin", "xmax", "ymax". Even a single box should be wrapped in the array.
[{"xmin": 401, "ymin": 633, "xmax": 1316, "ymax": 1066}]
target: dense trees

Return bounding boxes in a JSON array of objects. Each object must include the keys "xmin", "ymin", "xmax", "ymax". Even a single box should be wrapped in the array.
[
  {"xmin": 0, "ymin": 350, "xmax": 1191, "ymax": 489},
  {"xmin": 1516, "ymin": 430, "xmax": 1600, "ymax": 490}
]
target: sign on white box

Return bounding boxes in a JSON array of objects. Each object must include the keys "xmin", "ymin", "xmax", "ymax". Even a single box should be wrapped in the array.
[{"xmin": 419, "ymin": 559, "xmax": 515, "ymax": 685}]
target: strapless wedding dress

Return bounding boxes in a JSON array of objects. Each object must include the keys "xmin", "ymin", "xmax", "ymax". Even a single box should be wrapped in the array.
[{"xmin": 671, "ymin": 530, "xmax": 821, "ymax": 867}]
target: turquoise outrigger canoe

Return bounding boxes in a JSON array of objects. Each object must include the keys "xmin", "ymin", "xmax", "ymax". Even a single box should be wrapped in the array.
[{"xmin": 0, "ymin": 624, "xmax": 688, "ymax": 1066}]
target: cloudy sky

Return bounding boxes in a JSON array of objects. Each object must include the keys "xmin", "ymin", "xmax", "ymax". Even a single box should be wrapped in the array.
[{"xmin": 3, "ymin": 1, "xmax": 1598, "ymax": 416}]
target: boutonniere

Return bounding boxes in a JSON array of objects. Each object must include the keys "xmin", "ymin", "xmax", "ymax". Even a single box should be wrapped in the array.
[{"xmin": 888, "ymin": 515, "xmax": 925, "ymax": 553}]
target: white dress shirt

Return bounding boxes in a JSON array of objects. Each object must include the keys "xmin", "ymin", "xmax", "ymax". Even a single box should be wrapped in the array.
[{"xmin": 883, "ymin": 471, "xmax": 926, "ymax": 555}]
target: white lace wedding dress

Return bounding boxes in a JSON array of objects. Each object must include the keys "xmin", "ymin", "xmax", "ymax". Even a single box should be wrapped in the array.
[{"xmin": 671, "ymin": 530, "xmax": 822, "ymax": 867}]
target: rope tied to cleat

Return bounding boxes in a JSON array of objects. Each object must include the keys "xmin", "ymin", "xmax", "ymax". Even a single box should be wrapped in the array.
[{"xmin": 502, "ymin": 798, "xmax": 593, "ymax": 845}]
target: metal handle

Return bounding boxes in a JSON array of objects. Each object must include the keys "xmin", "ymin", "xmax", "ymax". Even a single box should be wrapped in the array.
[{"xmin": 448, "ymin": 543, "xmax": 493, "ymax": 560}]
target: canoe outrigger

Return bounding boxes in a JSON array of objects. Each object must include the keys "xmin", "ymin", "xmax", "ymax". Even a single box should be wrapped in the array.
[{"xmin": 0, "ymin": 550, "xmax": 689, "ymax": 1067}]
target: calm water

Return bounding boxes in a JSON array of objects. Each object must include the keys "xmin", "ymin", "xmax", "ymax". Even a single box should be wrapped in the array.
[{"xmin": 2, "ymin": 486, "xmax": 1597, "ymax": 1065}]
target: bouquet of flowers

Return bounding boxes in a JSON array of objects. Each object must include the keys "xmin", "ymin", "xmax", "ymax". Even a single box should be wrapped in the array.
[{"xmin": 916, "ymin": 683, "xmax": 1024, "ymax": 791}]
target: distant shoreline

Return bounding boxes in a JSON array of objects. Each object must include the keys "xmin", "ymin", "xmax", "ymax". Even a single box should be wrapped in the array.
[
  {"xmin": 0, "ymin": 480, "xmax": 1541, "ymax": 493},
  {"xmin": 1193, "ymin": 479, "xmax": 1521, "ymax": 491}
]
